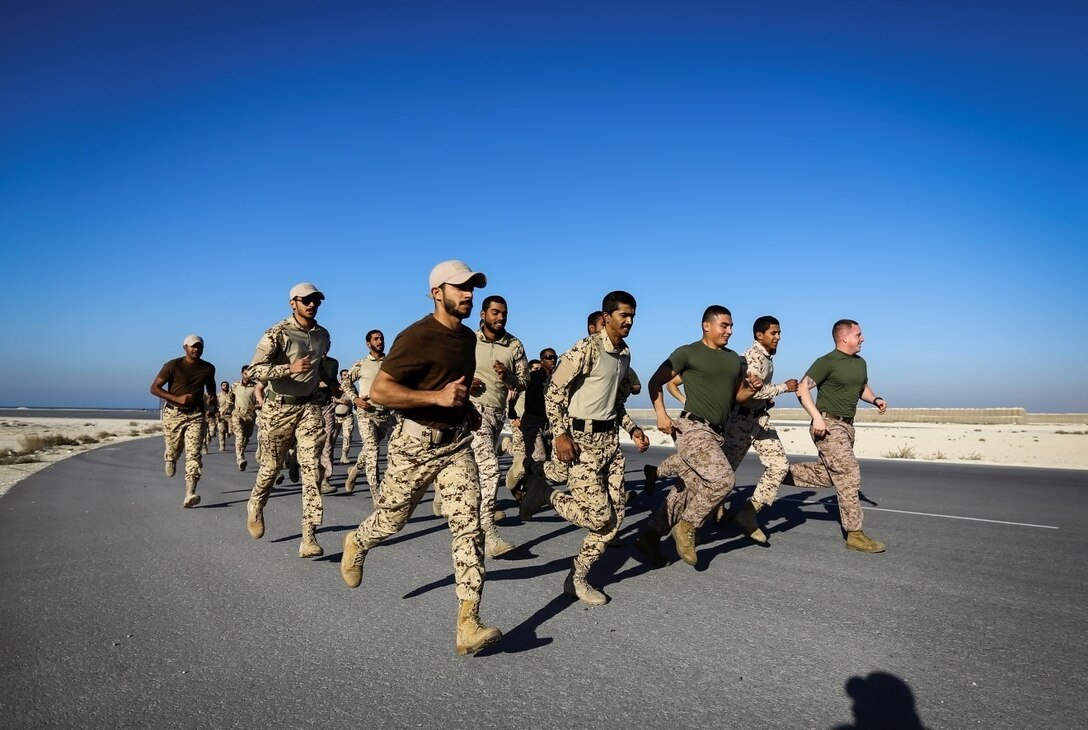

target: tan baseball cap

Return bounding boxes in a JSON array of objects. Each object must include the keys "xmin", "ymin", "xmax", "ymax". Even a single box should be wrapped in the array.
[
  {"xmin": 428, "ymin": 260, "xmax": 486, "ymax": 292},
  {"xmin": 289, "ymin": 282, "xmax": 324, "ymax": 300},
  {"xmin": 183, "ymin": 334, "xmax": 204, "ymax": 347}
]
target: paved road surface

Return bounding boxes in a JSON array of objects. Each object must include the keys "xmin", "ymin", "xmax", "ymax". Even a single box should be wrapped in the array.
[{"xmin": 2, "ymin": 435, "xmax": 1086, "ymax": 728}]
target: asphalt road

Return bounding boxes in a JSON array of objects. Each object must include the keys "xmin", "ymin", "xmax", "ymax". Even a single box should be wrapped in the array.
[{"xmin": 1, "ymin": 435, "xmax": 1086, "ymax": 729}]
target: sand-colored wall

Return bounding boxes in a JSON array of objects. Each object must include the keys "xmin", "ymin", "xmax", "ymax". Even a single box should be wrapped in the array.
[{"xmin": 764, "ymin": 407, "xmax": 1088, "ymax": 425}]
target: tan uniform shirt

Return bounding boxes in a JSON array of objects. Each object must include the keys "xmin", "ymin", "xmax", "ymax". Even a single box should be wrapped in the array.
[
  {"xmin": 247, "ymin": 315, "xmax": 331, "ymax": 398},
  {"xmin": 546, "ymin": 331, "xmax": 637, "ymax": 436},
  {"xmin": 742, "ymin": 341, "xmax": 790, "ymax": 409},
  {"xmin": 469, "ymin": 329, "xmax": 529, "ymax": 411}
]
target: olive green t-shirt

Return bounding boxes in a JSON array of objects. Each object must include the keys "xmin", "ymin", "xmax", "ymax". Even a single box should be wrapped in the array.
[
  {"xmin": 667, "ymin": 341, "xmax": 745, "ymax": 428},
  {"xmin": 806, "ymin": 349, "xmax": 868, "ymax": 419}
]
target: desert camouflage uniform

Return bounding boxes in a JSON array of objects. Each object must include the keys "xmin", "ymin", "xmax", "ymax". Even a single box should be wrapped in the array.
[
  {"xmin": 335, "ymin": 373, "xmax": 355, "ymax": 460},
  {"xmin": 231, "ymin": 380, "xmax": 258, "ymax": 467},
  {"xmin": 347, "ymin": 354, "xmax": 392, "ymax": 494},
  {"xmin": 162, "ymin": 405, "xmax": 206, "ymax": 491},
  {"xmin": 203, "ymin": 393, "xmax": 217, "ymax": 453},
  {"xmin": 783, "ymin": 419, "xmax": 863, "ymax": 531},
  {"xmin": 349, "ymin": 420, "xmax": 486, "ymax": 601},
  {"xmin": 317, "ymin": 376, "xmax": 338, "ymax": 484},
  {"xmin": 214, "ymin": 389, "xmax": 234, "ymax": 451},
  {"xmin": 648, "ymin": 418, "xmax": 734, "ymax": 533},
  {"xmin": 544, "ymin": 332, "xmax": 638, "ymax": 578},
  {"xmin": 246, "ymin": 316, "xmax": 331, "ymax": 529},
  {"xmin": 469, "ymin": 329, "xmax": 529, "ymax": 531},
  {"xmin": 721, "ymin": 341, "xmax": 791, "ymax": 507}
]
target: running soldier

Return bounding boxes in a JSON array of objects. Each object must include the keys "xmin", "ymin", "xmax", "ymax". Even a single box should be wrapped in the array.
[
  {"xmin": 150, "ymin": 334, "xmax": 216, "ymax": 508},
  {"xmin": 464, "ymin": 295, "xmax": 528, "ymax": 558},
  {"xmin": 335, "ymin": 368, "xmax": 355, "ymax": 464},
  {"xmin": 317, "ymin": 357, "xmax": 341, "ymax": 495},
  {"xmin": 520, "ymin": 291, "xmax": 650, "ymax": 605},
  {"xmin": 231, "ymin": 366, "xmax": 258, "ymax": 471},
  {"xmin": 214, "ymin": 381, "xmax": 233, "ymax": 452},
  {"xmin": 345, "ymin": 329, "xmax": 392, "ymax": 498},
  {"xmin": 782, "ymin": 319, "xmax": 889, "ymax": 553},
  {"xmin": 633, "ymin": 306, "xmax": 763, "ymax": 569},
  {"xmin": 340, "ymin": 260, "xmax": 501, "ymax": 656},
  {"xmin": 244, "ymin": 283, "xmax": 333, "ymax": 559}
]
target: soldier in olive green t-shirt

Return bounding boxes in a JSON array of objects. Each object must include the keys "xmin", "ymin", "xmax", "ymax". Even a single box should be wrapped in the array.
[{"xmin": 785, "ymin": 319, "xmax": 889, "ymax": 554}]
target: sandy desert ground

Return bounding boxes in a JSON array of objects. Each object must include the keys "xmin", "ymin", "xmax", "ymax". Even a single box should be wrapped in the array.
[{"xmin": 2, "ymin": 413, "xmax": 1085, "ymax": 499}]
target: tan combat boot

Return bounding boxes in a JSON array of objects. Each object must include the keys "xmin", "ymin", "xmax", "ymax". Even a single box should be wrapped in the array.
[
  {"xmin": 182, "ymin": 485, "xmax": 200, "ymax": 508},
  {"xmin": 432, "ymin": 487, "xmax": 444, "ymax": 517},
  {"xmin": 246, "ymin": 500, "xmax": 265, "ymax": 539},
  {"xmin": 340, "ymin": 532, "xmax": 367, "ymax": 587},
  {"xmin": 298, "ymin": 523, "xmax": 323, "ymax": 558},
  {"xmin": 846, "ymin": 530, "xmax": 886, "ymax": 553},
  {"xmin": 563, "ymin": 559, "xmax": 608, "ymax": 606},
  {"xmin": 455, "ymin": 599, "xmax": 502, "ymax": 655},
  {"xmin": 344, "ymin": 466, "xmax": 358, "ymax": 494},
  {"xmin": 671, "ymin": 519, "xmax": 698, "ymax": 566},
  {"xmin": 732, "ymin": 499, "xmax": 768, "ymax": 544},
  {"xmin": 319, "ymin": 477, "xmax": 336, "ymax": 495},
  {"xmin": 643, "ymin": 464, "xmax": 658, "ymax": 494},
  {"xmin": 634, "ymin": 526, "xmax": 667, "ymax": 568},
  {"xmin": 482, "ymin": 510, "xmax": 516, "ymax": 558},
  {"xmin": 165, "ymin": 460, "xmax": 176, "ymax": 478},
  {"xmin": 238, "ymin": 458, "xmax": 247, "ymax": 472}
]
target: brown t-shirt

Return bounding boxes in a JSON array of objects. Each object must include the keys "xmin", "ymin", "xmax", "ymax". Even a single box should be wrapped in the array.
[
  {"xmin": 157, "ymin": 357, "xmax": 216, "ymax": 410},
  {"xmin": 380, "ymin": 314, "xmax": 475, "ymax": 429}
]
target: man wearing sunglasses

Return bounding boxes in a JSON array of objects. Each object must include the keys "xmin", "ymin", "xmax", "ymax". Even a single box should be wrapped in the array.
[
  {"xmin": 150, "ymin": 334, "xmax": 217, "ymax": 508},
  {"xmin": 244, "ymin": 283, "xmax": 334, "ymax": 559}
]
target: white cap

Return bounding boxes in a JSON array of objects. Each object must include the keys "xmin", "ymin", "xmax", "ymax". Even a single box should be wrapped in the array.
[
  {"xmin": 289, "ymin": 282, "xmax": 324, "ymax": 300},
  {"xmin": 183, "ymin": 334, "xmax": 204, "ymax": 347},
  {"xmin": 428, "ymin": 260, "xmax": 486, "ymax": 293}
]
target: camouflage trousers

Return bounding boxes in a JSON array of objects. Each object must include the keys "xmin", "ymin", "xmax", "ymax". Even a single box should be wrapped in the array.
[
  {"xmin": 470, "ymin": 405, "xmax": 505, "ymax": 519},
  {"xmin": 249, "ymin": 400, "xmax": 325, "ymax": 527},
  {"xmin": 783, "ymin": 417, "xmax": 863, "ymax": 531},
  {"xmin": 350, "ymin": 420, "xmax": 485, "ymax": 602},
  {"xmin": 520, "ymin": 412, "xmax": 551, "ymax": 463},
  {"xmin": 649, "ymin": 417, "xmax": 735, "ymax": 533},
  {"xmin": 232, "ymin": 413, "xmax": 256, "ymax": 465},
  {"xmin": 320, "ymin": 402, "xmax": 337, "ymax": 479},
  {"xmin": 352, "ymin": 409, "xmax": 392, "ymax": 492},
  {"xmin": 213, "ymin": 415, "xmax": 230, "ymax": 451},
  {"xmin": 161, "ymin": 407, "xmax": 205, "ymax": 490},
  {"xmin": 336, "ymin": 413, "xmax": 354, "ymax": 456},
  {"xmin": 548, "ymin": 429, "xmax": 625, "ymax": 572},
  {"xmin": 722, "ymin": 412, "xmax": 790, "ymax": 508},
  {"xmin": 508, "ymin": 421, "xmax": 525, "ymax": 459}
]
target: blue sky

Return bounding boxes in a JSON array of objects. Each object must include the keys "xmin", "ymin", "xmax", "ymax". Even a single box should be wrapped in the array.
[{"xmin": 2, "ymin": 1, "xmax": 1085, "ymax": 411}]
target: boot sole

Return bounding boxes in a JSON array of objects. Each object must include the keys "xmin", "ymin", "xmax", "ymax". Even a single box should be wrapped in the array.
[
  {"xmin": 183, "ymin": 495, "xmax": 200, "ymax": 508},
  {"xmin": 340, "ymin": 534, "xmax": 364, "ymax": 587},
  {"xmin": 846, "ymin": 543, "xmax": 886, "ymax": 553}
]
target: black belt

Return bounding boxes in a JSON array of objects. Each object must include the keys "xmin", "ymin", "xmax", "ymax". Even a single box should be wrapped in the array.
[
  {"xmin": 276, "ymin": 393, "xmax": 314, "ymax": 406},
  {"xmin": 679, "ymin": 411, "xmax": 724, "ymax": 435},
  {"xmin": 165, "ymin": 403, "xmax": 200, "ymax": 414},
  {"xmin": 735, "ymin": 405, "xmax": 768, "ymax": 417},
  {"xmin": 570, "ymin": 417, "xmax": 617, "ymax": 433},
  {"xmin": 823, "ymin": 412, "xmax": 854, "ymax": 425}
]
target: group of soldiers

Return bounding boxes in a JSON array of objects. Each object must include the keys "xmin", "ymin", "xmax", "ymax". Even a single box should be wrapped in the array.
[{"xmin": 150, "ymin": 260, "xmax": 888, "ymax": 655}]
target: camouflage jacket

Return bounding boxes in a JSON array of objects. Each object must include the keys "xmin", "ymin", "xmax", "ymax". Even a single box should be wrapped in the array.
[
  {"xmin": 546, "ymin": 331, "xmax": 637, "ymax": 437},
  {"xmin": 247, "ymin": 316, "xmax": 331, "ymax": 398},
  {"xmin": 743, "ymin": 341, "xmax": 790, "ymax": 409}
]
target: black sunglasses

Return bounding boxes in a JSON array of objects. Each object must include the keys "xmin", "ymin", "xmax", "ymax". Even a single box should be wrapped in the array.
[{"xmin": 294, "ymin": 295, "xmax": 323, "ymax": 306}]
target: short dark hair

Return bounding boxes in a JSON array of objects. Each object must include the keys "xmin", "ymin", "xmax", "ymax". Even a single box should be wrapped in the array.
[
  {"xmin": 540, "ymin": 348, "xmax": 557, "ymax": 359},
  {"xmin": 586, "ymin": 310, "xmax": 603, "ymax": 327},
  {"xmin": 753, "ymin": 315, "xmax": 780, "ymax": 337},
  {"xmin": 528, "ymin": 359, "xmax": 541, "ymax": 368},
  {"xmin": 702, "ymin": 305, "xmax": 731, "ymax": 324},
  {"xmin": 601, "ymin": 291, "xmax": 636, "ymax": 315},
  {"xmin": 832, "ymin": 319, "xmax": 859, "ymax": 340},
  {"xmin": 221, "ymin": 381, "xmax": 229, "ymax": 387},
  {"xmin": 365, "ymin": 329, "xmax": 382, "ymax": 342},
  {"xmin": 482, "ymin": 295, "xmax": 507, "ymax": 311}
]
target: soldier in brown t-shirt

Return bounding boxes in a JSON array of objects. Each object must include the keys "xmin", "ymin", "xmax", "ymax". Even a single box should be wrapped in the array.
[
  {"xmin": 150, "ymin": 334, "xmax": 216, "ymax": 508},
  {"xmin": 340, "ymin": 259, "xmax": 501, "ymax": 656}
]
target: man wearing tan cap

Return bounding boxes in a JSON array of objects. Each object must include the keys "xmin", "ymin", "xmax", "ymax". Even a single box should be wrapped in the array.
[
  {"xmin": 244, "ymin": 283, "xmax": 334, "ymax": 559},
  {"xmin": 340, "ymin": 260, "xmax": 501, "ymax": 656},
  {"xmin": 150, "ymin": 335, "xmax": 217, "ymax": 508}
]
